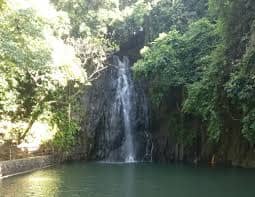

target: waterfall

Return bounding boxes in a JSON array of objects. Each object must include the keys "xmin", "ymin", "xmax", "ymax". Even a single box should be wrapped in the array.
[
  {"xmin": 109, "ymin": 56, "xmax": 135, "ymax": 162},
  {"xmin": 86, "ymin": 54, "xmax": 149, "ymax": 162}
]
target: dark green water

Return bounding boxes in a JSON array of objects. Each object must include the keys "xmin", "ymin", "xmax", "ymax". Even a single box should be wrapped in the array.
[{"xmin": 1, "ymin": 162, "xmax": 255, "ymax": 197}]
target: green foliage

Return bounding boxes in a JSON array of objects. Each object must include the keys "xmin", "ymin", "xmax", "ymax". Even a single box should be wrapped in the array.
[
  {"xmin": 168, "ymin": 112, "xmax": 197, "ymax": 146},
  {"xmin": 0, "ymin": 10, "xmax": 50, "ymax": 69},
  {"xmin": 51, "ymin": 0, "xmax": 209, "ymax": 50},
  {"xmin": 242, "ymin": 109, "xmax": 255, "ymax": 143},
  {"xmin": 109, "ymin": 0, "xmax": 149, "ymax": 46},
  {"xmin": 110, "ymin": 0, "xmax": 209, "ymax": 46},
  {"xmin": 134, "ymin": 30, "xmax": 183, "ymax": 105},
  {"xmin": 207, "ymin": 0, "xmax": 255, "ymax": 143},
  {"xmin": 209, "ymin": 0, "xmax": 255, "ymax": 59},
  {"xmin": 183, "ymin": 44, "xmax": 226, "ymax": 142},
  {"xmin": 50, "ymin": 110, "xmax": 79, "ymax": 151},
  {"xmin": 0, "ymin": 1, "xmax": 90, "ymax": 150},
  {"xmin": 134, "ymin": 17, "xmax": 224, "ymax": 142},
  {"xmin": 135, "ymin": 0, "xmax": 255, "ymax": 145},
  {"xmin": 0, "ymin": 7, "xmax": 51, "ymax": 123},
  {"xmin": 134, "ymin": 18, "xmax": 220, "ymax": 106},
  {"xmin": 52, "ymin": 0, "xmax": 111, "ymax": 37},
  {"xmin": 223, "ymin": 20, "xmax": 255, "ymax": 143},
  {"xmin": 144, "ymin": 0, "xmax": 192, "ymax": 42}
]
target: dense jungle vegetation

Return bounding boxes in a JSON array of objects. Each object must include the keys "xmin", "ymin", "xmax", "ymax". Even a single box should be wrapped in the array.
[
  {"xmin": 0, "ymin": 0, "xmax": 255, "ymax": 162},
  {"xmin": 134, "ymin": 0, "xmax": 255, "ymax": 150}
]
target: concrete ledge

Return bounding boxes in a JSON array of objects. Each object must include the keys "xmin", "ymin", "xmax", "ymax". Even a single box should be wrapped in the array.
[{"xmin": 0, "ymin": 155, "xmax": 55, "ymax": 179}]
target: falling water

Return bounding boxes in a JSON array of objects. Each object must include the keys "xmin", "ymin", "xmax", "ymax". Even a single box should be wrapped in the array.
[
  {"xmin": 111, "ymin": 56, "xmax": 135, "ymax": 162},
  {"xmin": 83, "ymin": 54, "xmax": 149, "ymax": 162}
]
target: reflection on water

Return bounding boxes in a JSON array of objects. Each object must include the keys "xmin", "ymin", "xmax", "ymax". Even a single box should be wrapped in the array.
[
  {"xmin": 0, "ymin": 169, "xmax": 61, "ymax": 197},
  {"xmin": 1, "ymin": 162, "xmax": 255, "ymax": 197},
  {"xmin": 124, "ymin": 164, "xmax": 135, "ymax": 197}
]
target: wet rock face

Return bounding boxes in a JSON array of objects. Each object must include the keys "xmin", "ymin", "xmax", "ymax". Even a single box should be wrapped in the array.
[{"xmin": 80, "ymin": 56, "xmax": 149, "ymax": 161}]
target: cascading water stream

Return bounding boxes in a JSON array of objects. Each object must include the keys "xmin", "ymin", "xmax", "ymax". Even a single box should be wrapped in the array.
[
  {"xmin": 110, "ymin": 56, "xmax": 135, "ymax": 162},
  {"xmin": 95, "ymin": 55, "xmax": 150, "ymax": 163}
]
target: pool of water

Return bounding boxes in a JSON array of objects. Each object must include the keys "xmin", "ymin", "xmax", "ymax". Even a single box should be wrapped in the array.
[{"xmin": 1, "ymin": 162, "xmax": 255, "ymax": 197}]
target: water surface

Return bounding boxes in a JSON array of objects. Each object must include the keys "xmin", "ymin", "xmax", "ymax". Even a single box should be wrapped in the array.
[{"xmin": 1, "ymin": 162, "xmax": 255, "ymax": 197}]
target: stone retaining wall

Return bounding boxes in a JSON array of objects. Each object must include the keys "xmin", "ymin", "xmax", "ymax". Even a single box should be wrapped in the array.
[{"xmin": 0, "ymin": 155, "xmax": 55, "ymax": 178}]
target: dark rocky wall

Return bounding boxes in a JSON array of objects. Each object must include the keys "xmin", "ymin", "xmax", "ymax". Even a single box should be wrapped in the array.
[{"xmin": 148, "ymin": 87, "xmax": 255, "ymax": 168}]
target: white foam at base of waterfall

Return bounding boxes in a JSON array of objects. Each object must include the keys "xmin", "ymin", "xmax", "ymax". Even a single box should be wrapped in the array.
[{"xmin": 125, "ymin": 155, "xmax": 135, "ymax": 163}]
